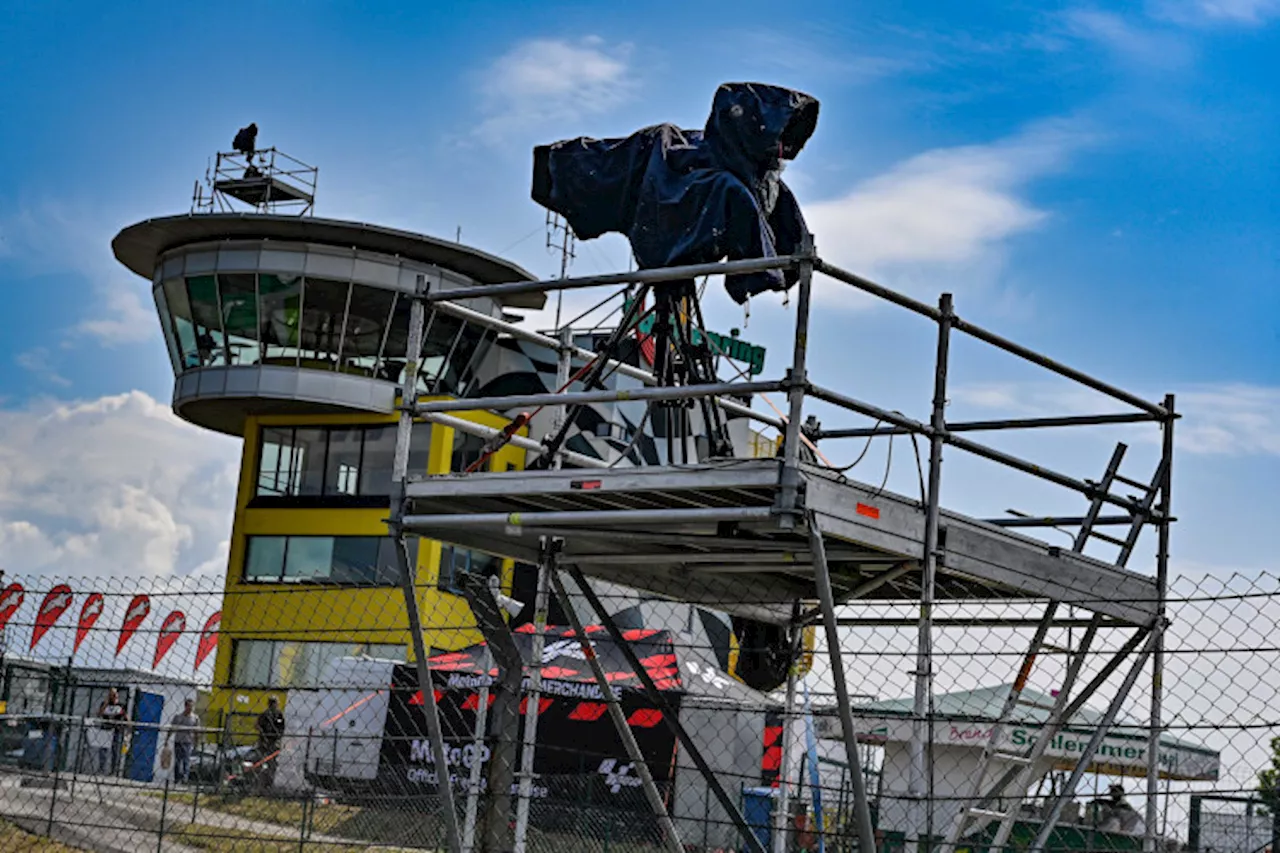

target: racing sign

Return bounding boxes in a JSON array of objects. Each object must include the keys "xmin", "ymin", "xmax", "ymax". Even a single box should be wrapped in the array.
[
  {"xmin": 194, "ymin": 611, "xmax": 221, "ymax": 671},
  {"xmin": 0, "ymin": 583, "xmax": 25, "ymax": 633},
  {"xmin": 30, "ymin": 585, "xmax": 73, "ymax": 651},
  {"xmin": 153, "ymin": 610, "xmax": 186, "ymax": 669},
  {"xmin": 74, "ymin": 592, "xmax": 105, "ymax": 655},
  {"xmin": 116, "ymin": 594, "xmax": 150, "ymax": 657}
]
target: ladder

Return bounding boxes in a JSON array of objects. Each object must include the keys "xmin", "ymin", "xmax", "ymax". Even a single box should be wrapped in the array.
[{"xmin": 943, "ymin": 442, "xmax": 1167, "ymax": 852}]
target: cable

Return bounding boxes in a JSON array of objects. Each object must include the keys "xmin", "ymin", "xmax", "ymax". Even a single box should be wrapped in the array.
[
  {"xmin": 608, "ymin": 403, "xmax": 654, "ymax": 468},
  {"xmin": 562, "ymin": 286, "xmax": 628, "ymax": 331}
]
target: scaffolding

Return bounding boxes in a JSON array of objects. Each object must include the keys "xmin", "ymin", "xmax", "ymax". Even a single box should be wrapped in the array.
[
  {"xmin": 383, "ymin": 238, "xmax": 1176, "ymax": 853},
  {"xmin": 191, "ymin": 147, "xmax": 317, "ymax": 216}
]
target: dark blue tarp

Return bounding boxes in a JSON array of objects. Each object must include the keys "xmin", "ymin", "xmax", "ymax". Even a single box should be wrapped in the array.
[{"xmin": 532, "ymin": 82, "xmax": 819, "ymax": 304}]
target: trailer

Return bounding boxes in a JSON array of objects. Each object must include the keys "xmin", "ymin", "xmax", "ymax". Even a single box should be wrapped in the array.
[{"xmin": 283, "ymin": 627, "xmax": 780, "ymax": 849}]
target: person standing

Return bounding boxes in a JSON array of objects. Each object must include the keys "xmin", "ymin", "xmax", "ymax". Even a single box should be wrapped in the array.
[
  {"xmin": 97, "ymin": 688, "xmax": 128, "ymax": 776},
  {"xmin": 165, "ymin": 698, "xmax": 201, "ymax": 784},
  {"xmin": 255, "ymin": 696, "xmax": 285, "ymax": 790}
]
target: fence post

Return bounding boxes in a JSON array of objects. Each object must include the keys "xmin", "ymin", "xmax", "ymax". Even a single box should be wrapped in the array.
[
  {"xmin": 298, "ymin": 791, "xmax": 309, "ymax": 853},
  {"xmin": 157, "ymin": 778, "xmax": 170, "ymax": 853}
]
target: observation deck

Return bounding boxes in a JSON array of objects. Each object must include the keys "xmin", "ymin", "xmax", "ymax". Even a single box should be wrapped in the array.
[{"xmin": 112, "ymin": 213, "xmax": 542, "ymax": 435}]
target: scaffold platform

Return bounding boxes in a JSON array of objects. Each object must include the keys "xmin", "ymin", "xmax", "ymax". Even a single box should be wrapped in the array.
[
  {"xmin": 402, "ymin": 458, "xmax": 1159, "ymax": 627},
  {"xmin": 385, "ymin": 242, "xmax": 1176, "ymax": 853}
]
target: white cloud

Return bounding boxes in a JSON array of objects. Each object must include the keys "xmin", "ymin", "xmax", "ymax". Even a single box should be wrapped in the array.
[
  {"xmin": 0, "ymin": 201, "xmax": 158, "ymax": 346},
  {"xmin": 951, "ymin": 380, "xmax": 1280, "ymax": 456},
  {"xmin": 803, "ymin": 120, "xmax": 1091, "ymax": 307},
  {"xmin": 71, "ymin": 285, "xmax": 154, "ymax": 344},
  {"xmin": 474, "ymin": 36, "xmax": 636, "ymax": 142},
  {"xmin": 15, "ymin": 347, "xmax": 70, "ymax": 387},
  {"xmin": 1063, "ymin": 9, "xmax": 1195, "ymax": 68},
  {"xmin": 1153, "ymin": 0, "xmax": 1280, "ymax": 25},
  {"xmin": 0, "ymin": 391, "xmax": 239, "ymax": 582}
]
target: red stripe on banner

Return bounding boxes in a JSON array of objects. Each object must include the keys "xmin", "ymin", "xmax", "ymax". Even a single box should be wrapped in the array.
[
  {"xmin": 605, "ymin": 671, "xmax": 635, "ymax": 682},
  {"xmin": 651, "ymin": 677, "xmax": 681, "ymax": 690},
  {"xmin": 409, "ymin": 689, "xmax": 445, "ymax": 706},
  {"xmin": 428, "ymin": 652, "xmax": 471, "ymax": 665},
  {"xmin": 764, "ymin": 725, "xmax": 783, "ymax": 747},
  {"xmin": 622, "ymin": 628, "xmax": 660, "ymax": 641},
  {"xmin": 627, "ymin": 708, "xmax": 663, "ymax": 728},
  {"xmin": 540, "ymin": 666, "xmax": 581, "ymax": 680},
  {"xmin": 462, "ymin": 693, "xmax": 496, "ymax": 711},
  {"xmin": 520, "ymin": 697, "xmax": 553, "ymax": 715},
  {"xmin": 762, "ymin": 745, "xmax": 783, "ymax": 771},
  {"xmin": 639, "ymin": 652, "xmax": 677, "ymax": 669},
  {"xmin": 568, "ymin": 702, "xmax": 608, "ymax": 721},
  {"xmin": 644, "ymin": 665, "xmax": 680, "ymax": 681}
]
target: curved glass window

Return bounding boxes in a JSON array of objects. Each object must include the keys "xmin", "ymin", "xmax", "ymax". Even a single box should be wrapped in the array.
[
  {"xmin": 297, "ymin": 277, "xmax": 350, "ymax": 370},
  {"xmin": 162, "ymin": 278, "xmax": 200, "ymax": 368},
  {"xmin": 187, "ymin": 275, "xmax": 227, "ymax": 367},
  {"xmin": 259, "ymin": 273, "xmax": 302, "ymax": 365},
  {"xmin": 343, "ymin": 285, "xmax": 396, "ymax": 380},
  {"xmin": 219, "ymin": 273, "xmax": 259, "ymax": 366},
  {"xmin": 154, "ymin": 285, "xmax": 181, "ymax": 372},
  {"xmin": 154, "ymin": 262, "xmax": 500, "ymax": 398}
]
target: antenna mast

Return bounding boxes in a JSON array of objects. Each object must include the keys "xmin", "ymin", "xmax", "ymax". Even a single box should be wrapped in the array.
[{"xmin": 545, "ymin": 212, "xmax": 576, "ymax": 330}]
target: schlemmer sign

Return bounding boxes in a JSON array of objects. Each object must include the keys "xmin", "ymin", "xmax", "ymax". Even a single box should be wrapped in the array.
[{"xmin": 854, "ymin": 717, "xmax": 1219, "ymax": 782}]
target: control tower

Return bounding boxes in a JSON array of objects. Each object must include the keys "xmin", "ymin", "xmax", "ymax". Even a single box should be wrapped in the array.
[{"xmin": 110, "ymin": 142, "xmax": 777, "ymax": 742}]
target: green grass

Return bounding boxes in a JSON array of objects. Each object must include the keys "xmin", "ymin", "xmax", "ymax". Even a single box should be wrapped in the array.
[
  {"xmin": 159, "ymin": 791, "xmax": 666, "ymax": 852},
  {"xmin": 0, "ymin": 818, "xmax": 90, "ymax": 852},
  {"xmin": 165, "ymin": 822, "xmax": 374, "ymax": 852}
]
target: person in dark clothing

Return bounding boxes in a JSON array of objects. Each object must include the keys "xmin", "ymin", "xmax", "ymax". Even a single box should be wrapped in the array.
[
  {"xmin": 233, "ymin": 123, "xmax": 258, "ymax": 160},
  {"xmin": 255, "ymin": 696, "xmax": 285, "ymax": 789},
  {"xmin": 97, "ymin": 688, "xmax": 128, "ymax": 776}
]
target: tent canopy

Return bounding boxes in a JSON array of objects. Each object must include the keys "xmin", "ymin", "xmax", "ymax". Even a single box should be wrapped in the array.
[{"xmin": 426, "ymin": 625, "xmax": 772, "ymax": 708}]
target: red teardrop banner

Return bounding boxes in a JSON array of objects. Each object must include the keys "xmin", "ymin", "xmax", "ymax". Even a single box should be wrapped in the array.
[
  {"xmin": 117, "ymin": 594, "xmax": 151, "ymax": 657},
  {"xmin": 30, "ymin": 585, "xmax": 74, "ymax": 651},
  {"xmin": 153, "ymin": 610, "xmax": 186, "ymax": 669},
  {"xmin": 74, "ymin": 592, "xmax": 105, "ymax": 655},
  {"xmin": 194, "ymin": 611, "xmax": 221, "ymax": 671},
  {"xmin": 0, "ymin": 583, "xmax": 25, "ymax": 633}
]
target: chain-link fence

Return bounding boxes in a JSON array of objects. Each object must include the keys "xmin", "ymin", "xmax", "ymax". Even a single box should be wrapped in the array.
[{"xmin": 0, "ymin": 569, "xmax": 1276, "ymax": 853}]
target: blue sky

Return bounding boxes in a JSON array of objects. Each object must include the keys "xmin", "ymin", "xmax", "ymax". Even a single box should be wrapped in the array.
[{"xmin": 1, "ymin": 0, "xmax": 1278, "ymax": 585}]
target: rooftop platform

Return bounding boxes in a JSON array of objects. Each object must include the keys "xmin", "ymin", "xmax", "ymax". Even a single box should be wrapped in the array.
[{"xmin": 402, "ymin": 458, "xmax": 1160, "ymax": 627}]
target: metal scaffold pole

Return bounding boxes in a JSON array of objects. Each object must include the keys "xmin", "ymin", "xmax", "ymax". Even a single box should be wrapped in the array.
[
  {"xmin": 513, "ymin": 327, "xmax": 573, "ymax": 853},
  {"xmin": 389, "ymin": 273, "xmax": 463, "ymax": 853},
  {"xmin": 1145, "ymin": 394, "xmax": 1175, "ymax": 853},
  {"xmin": 808, "ymin": 519, "xmax": 878, "ymax": 853},
  {"xmin": 910, "ymin": 292, "xmax": 953, "ymax": 853},
  {"xmin": 779, "ymin": 233, "xmax": 815, "ymax": 524}
]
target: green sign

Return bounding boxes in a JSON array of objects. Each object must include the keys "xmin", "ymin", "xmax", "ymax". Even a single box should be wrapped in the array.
[{"xmin": 628, "ymin": 302, "xmax": 767, "ymax": 375}]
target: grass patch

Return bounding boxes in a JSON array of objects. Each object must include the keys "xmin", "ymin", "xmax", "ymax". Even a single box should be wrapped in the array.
[
  {"xmin": 166, "ymin": 822, "xmax": 372, "ymax": 852},
  {"xmin": 161, "ymin": 791, "xmax": 362, "ymax": 836},
  {"xmin": 0, "ymin": 818, "xmax": 89, "ymax": 852}
]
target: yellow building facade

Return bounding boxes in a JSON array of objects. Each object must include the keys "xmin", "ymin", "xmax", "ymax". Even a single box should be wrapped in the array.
[{"xmin": 211, "ymin": 405, "xmax": 526, "ymax": 735}]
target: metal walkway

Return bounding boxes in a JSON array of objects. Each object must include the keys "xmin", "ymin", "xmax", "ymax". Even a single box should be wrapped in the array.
[{"xmin": 402, "ymin": 459, "xmax": 1159, "ymax": 627}]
